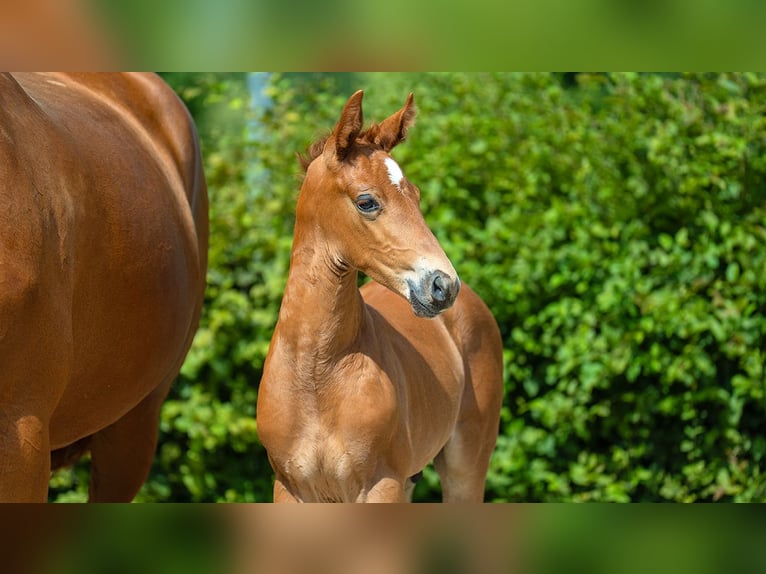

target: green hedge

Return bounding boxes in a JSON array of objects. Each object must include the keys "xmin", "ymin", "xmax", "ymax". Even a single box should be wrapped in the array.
[{"xmin": 50, "ymin": 73, "xmax": 766, "ymax": 502}]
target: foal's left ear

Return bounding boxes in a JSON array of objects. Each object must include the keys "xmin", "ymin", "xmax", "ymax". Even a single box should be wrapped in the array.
[
  {"xmin": 371, "ymin": 93, "xmax": 416, "ymax": 152},
  {"xmin": 326, "ymin": 90, "xmax": 364, "ymax": 165}
]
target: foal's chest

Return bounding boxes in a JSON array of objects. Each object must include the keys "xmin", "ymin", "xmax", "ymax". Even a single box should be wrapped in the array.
[
  {"xmin": 279, "ymin": 371, "xmax": 401, "ymax": 501},
  {"xmin": 281, "ymin": 412, "xmax": 395, "ymax": 502},
  {"xmin": 283, "ymin": 429, "xmax": 361, "ymax": 501}
]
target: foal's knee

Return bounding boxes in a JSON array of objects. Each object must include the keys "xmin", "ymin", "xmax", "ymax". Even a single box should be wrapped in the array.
[{"xmin": 364, "ymin": 476, "xmax": 406, "ymax": 503}]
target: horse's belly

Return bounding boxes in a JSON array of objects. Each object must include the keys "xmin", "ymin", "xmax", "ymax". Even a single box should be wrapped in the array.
[
  {"xmin": 51, "ymin": 285, "xmax": 198, "ymax": 446},
  {"xmin": 48, "ymin": 214, "xmax": 201, "ymax": 447}
]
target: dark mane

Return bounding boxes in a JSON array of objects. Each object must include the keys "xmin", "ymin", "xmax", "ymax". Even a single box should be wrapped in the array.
[{"xmin": 298, "ymin": 122, "xmax": 395, "ymax": 172}]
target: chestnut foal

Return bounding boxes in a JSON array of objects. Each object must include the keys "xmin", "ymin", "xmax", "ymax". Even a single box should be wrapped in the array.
[{"xmin": 256, "ymin": 91, "xmax": 503, "ymax": 502}]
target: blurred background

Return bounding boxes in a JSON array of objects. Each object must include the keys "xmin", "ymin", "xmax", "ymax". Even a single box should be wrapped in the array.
[
  {"xmin": 4, "ymin": 1, "xmax": 765, "ymax": 68},
  {"xmin": 41, "ymin": 72, "xmax": 766, "ymax": 504},
  {"xmin": 25, "ymin": 504, "xmax": 766, "ymax": 573}
]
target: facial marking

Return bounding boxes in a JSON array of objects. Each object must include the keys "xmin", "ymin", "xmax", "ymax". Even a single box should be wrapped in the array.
[{"xmin": 384, "ymin": 157, "xmax": 404, "ymax": 190}]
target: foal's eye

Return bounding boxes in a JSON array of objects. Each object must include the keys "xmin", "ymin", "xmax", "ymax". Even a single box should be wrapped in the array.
[{"xmin": 355, "ymin": 194, "xmax": 380, "ymax": 214}]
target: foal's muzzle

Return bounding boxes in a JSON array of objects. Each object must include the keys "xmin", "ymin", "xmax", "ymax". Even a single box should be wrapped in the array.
[{"xmin": 408, "ymin": 270, "xmax": 460, "ymax": 318}]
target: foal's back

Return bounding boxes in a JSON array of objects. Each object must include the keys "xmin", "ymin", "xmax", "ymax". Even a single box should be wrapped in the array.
[{"xmin": 361, "ymin": 280, "xmax": 502, "ymax": 376}]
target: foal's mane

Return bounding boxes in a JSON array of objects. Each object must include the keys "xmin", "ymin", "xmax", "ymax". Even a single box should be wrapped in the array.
[
  {"xmin": 298, "ymin": 121, "xmax": 396, "ymax": 172},
  {"xmin": 298, "ymin": 136, "xmax": 329, "ymax": 171}
]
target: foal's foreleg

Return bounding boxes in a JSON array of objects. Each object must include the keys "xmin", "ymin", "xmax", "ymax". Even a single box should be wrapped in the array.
[
  {"xmin": 364, "ymin": 476, "xmax": 406, "ymax": 503},
  {"xmin": 272, "ymin": 477, "xmax": 301, "ymax": 502}
]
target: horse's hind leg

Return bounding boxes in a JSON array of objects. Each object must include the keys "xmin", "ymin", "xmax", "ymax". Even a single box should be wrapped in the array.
[
  {"xmin": 0, "ymin": 412, "xmax": 51, "ymax": 501},
  {"xmin": 87, "ymin": 380, "xmax": 172, "ymax": 502},
  {"xmin": 1, "ymin": 286, "xmax": 68, "ymax": 501}
]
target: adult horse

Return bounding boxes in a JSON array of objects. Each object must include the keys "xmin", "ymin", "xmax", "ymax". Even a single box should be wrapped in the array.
[
  {"xmin": 0, "ymin": 73, "xmax": 208, "ymax": 502},
  {"xmin": 256, "ymin": 91, "xmax": 503, "ymax": 502}
]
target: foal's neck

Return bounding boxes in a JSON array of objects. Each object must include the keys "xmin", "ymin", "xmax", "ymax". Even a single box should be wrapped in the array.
[{"xmin": 277, "ymin": 225, "xmax": 364, "ymax": 369}]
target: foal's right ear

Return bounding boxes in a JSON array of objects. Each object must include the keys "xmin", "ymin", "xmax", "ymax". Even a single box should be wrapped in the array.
[
  {"xmin": 325, "ymin": 90, "xmax": 364, "ymax": 167},
  {"xmin": 371, "ymin": 92, "xmax": 416, "ymax": 152}
]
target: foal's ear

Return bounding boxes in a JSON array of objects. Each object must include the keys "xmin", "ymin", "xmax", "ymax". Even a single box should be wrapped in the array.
[
  {"xmin": 326, "ymin": 90, "xmax": 364, "ymax": 165},
  {"xmin": 371, "ymin": 93, "xmax": 416, "ymax": 152}
]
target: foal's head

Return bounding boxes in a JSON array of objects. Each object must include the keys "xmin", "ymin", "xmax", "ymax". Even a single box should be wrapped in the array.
[{"xmin": 297, "ymin": 90, "xmax": 459, "ymax": 318}]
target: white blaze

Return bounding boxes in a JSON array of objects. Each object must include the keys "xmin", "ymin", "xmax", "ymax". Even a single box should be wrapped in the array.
[{"xmin": 384, "ymin": 157, "xmax": 404, "ymax": 190}]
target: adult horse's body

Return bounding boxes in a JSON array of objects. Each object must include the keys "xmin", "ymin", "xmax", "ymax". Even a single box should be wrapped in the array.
[
  {"xmin": 0, "ymin": 73, "xmax": 208, "ymax": 501},
  {"xmin": 256, "ymin": 91, "xmax": 503, "ymax": 502}
]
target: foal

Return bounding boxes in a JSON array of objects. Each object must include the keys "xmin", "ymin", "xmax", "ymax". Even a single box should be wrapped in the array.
[{"xmin": 256, "ymin": 91, "xmax": 503, "ymax": 502}]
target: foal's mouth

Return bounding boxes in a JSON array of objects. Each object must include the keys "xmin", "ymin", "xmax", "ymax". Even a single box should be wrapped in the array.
[{"xmin": 406, "ymin": 272, "xmax": 461, "ymax": 318}]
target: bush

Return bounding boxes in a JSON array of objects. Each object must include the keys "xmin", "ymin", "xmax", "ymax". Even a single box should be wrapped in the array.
[
  {"xmin": 456, "ymin": 72, "xmax": 766, "ymax": 502},
  {"xmin": 49, "ymin": 73, "xmax": 766, "ymax": 502}
]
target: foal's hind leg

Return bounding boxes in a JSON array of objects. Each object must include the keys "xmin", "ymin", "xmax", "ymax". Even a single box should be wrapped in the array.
[
  {"xmin": 87, "ymin": 380, "xmax": 172, "ymax": 502},
  {"xmin": 434, "ymin": 428, "xmax": 495, "ymax": 502},
  {"xmin": 435, "ymin": 365, "xmax": 503, "ymax": 502}
]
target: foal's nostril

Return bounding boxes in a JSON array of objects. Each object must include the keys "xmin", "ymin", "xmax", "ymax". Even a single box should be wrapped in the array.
[
  {"xmin": 410, "ymin": 271, "xmax": 459, "ymax": 317},
  {"xmin": 431, "ymin": 272, "xmax": 449, "ymax": 303}
]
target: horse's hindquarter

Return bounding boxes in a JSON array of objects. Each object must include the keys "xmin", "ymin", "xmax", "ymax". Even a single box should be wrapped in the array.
[{"xmin": 1, "ymin": 73, "xmax": 206, "ymax": 448}]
